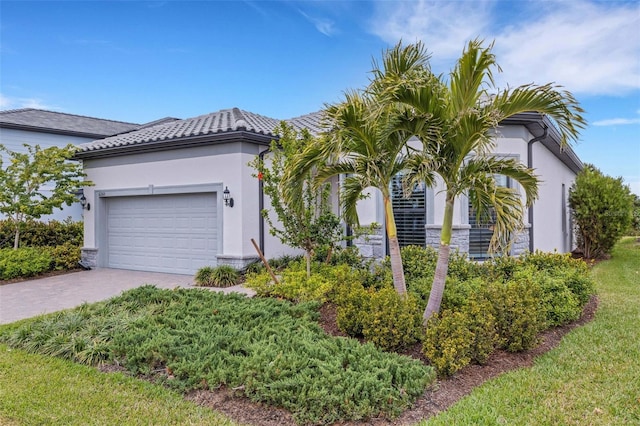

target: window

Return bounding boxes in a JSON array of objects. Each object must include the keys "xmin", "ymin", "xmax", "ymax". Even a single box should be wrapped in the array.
[
  {"xmin": 468, "ymin": 175, "xmax": 510, "ymax": 259},
  {"xmin": 390, "ymin": 173, "xmax": 426, "ymax": 247}
]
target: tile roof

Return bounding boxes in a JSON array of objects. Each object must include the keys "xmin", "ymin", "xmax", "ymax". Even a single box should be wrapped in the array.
[
  {"xmin": 0, "ymin": 108, "xmax": 140, "ymax": 137},
  {"xmin": 78, "ymin": 108, "xmax": 326, "ymax": 153}
]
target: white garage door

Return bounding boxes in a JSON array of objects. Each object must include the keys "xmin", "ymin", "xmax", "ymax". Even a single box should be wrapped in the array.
[{"xmin": 106, "ymin": 193, "xmax": 218, "ymax": 274}]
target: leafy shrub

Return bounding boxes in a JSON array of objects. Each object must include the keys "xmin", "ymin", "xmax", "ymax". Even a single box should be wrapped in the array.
[
  {"xmin": 246, "ymin": 262, "xmax": 361, "ymax": 303},
  {"xmin": 399, "ymin": 245, "xmax": 437, "ymax": 282},
  {"xmin": 530, "ymin": 272, "xmax": 581, "ymax": 327},
  {"xmin": 485, "ymin": 276, "xmax": 546, "ymax": 352},
  {"xmin": 194, "ymin": 265, "xmax": 239, "ymax": 287},
  {"xmin": 335, "ymin": 280, "xmax": 371, "ymax": 337},
  {"xmin": 0, "ymin": 218, "xmax": 83, "ymax": 249},
  {"xmin": 361, "ymin": 288, "xmax": 423, "ymax": 352},
  {"xmin": 48, "ymin": 242, "xmax": 81, "ymax": 270},
  {"xmin": 423, "ymin": 296, "xmax": 497, "ymax": 377},
  {"xmin": 2, "ymin": 286, "xmax": 436, "ymax": 424},
  {"xmin": 0, "ymin": 247, "xmax": 53, "ymax": 280},
  {"xmin": 569, "ymin": 164, "xmax": 634, "ymax": 259},
  {"xmin": 446, "ymin": 250, "xmax": 487, "ymax": 281},
  {"xmin": 423, "ymin": 309, "xmax": 473, "ymax": 376}
]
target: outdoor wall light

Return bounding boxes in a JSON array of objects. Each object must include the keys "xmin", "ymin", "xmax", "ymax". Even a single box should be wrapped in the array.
[
  {"xmin": 223, "ymin": 186, "xmax": 234, "ymax": 208},
  {"xmin": 79, "ymin": 192, "xmax": 91, "ymax": 211}
]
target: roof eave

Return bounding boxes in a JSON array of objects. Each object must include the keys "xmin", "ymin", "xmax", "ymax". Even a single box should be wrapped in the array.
[
  {"xmin": 500, "ymin": 112, "xmax": 583, "ymax": 174},
  {"xmin": 74, "ymin": 130, "xmax": 275, "ymax": 160},
  {"xmin": 0, "ymin": 122, "xmax": 117, "ymax": 139}
]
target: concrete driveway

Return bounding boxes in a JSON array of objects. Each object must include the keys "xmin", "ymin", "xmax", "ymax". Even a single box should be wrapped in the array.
[{"xmin": 0, "ymin": 268, "xmax": 255, "ymax": 325}]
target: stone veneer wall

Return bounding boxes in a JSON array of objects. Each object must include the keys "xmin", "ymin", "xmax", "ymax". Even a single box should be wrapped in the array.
[
  {"xmin": 425, "ymin": 225, "xmax": 471, "ymax": 253},
  {"xmin": 352, "ymin": 225, "xmax": 385, "ymax": 260},
  {"xmin": 510, "ymin": 226, "xmax": 530, "ymax": 256},
  {"xmin": 216, "ymin": 255, "xmax": 260, "ymax": 271},
  {"xmin": 80, "ymin": 248, "xmax": 98, "ymax": 268}
]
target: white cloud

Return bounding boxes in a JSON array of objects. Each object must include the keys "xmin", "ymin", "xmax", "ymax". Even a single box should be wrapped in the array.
[
  {"xmin": 368, "ymin": 0, "xmax": 640, "ymax": 96},
  {"xmin": 593, "ymin": 117, "xmax": 640, "ymax": 126},
  {"xmin": 494, "ymin": 1, "xmax": 640, "ymax": 95},
  {"xmin": 298, "ymin": 9, "xmax": 337, "ymax": 36},
  {"xmin": 369, "ymin": 0, "xmax": 495, "ymax": 66},
  {"xmin": 0, "ymin": 93, "xmax": 59, "ymax": 111}
]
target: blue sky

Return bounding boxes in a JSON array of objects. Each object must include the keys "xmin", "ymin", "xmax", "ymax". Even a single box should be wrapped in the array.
[{"xmin": 1, "ymin": 0, "xmax": 639, "ymax": 194}]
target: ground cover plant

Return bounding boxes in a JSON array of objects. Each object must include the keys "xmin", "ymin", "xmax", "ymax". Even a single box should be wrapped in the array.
[{"xmin": 0, "ymin": 285, "xmax": 435, "ymax": 425}]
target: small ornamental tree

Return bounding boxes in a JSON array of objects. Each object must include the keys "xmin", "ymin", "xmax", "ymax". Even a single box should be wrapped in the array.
[
  {"xmin": 569, "ymin": 164, "xmax": 634, "ymax": 259},
  {"xmin": 0, "ymin": 144, "xmax": 91, "ymax": 248},
  {"xmin": 249, "ymin": 122, "xmax": 342, "ymax": 277}
]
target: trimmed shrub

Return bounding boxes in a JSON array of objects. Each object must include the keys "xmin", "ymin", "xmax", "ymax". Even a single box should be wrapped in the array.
[
  {"xmin": 423, "ymin": 296, "xmax": 497, "ymax": 377},
  {"xmin": 0, "ymin": 247, "xmax": 53, "ymax": 280},
  {"xmin": 48, "ymin": 242, "xmax": 81, "ymax": 271},
  {"xmin": 194, "ymin": 265, "xmax": 239, "ymax": 287},
  {"xmin": 0, "ymin": 219, "xmax": 83, "ymax": 249},
  {"xmin": 423, "ymin": 309, "xmax": 473, "ymax": 376},
  {"xmin": 485, "ymin": 276, "xmax": 546, "ymax": 352},
  {"xmin": 361, "ymin": 288, "xmax": 423, "ymax": 352},
  {"xmin": 335, "ymin": 280, "xmax": 371, "ymax": 337}
]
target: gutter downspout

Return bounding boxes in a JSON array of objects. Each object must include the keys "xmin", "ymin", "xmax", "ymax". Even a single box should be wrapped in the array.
[{"xmin": 527, "ymin": 125, "xmax": 547, "ymax": 253}]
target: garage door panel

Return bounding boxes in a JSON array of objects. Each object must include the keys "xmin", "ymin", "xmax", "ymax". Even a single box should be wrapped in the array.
[{"xmin": 106, "ymin": 193, "xmax": 218, "ymax": 274}]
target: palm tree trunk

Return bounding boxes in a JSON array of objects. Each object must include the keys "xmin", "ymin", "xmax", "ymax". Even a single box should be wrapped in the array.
[
  {"xmin": 384, "ymin": 195, "xmax": 407, "ymax": 296},
  {"xmin": 13, "ymin": 227, "xmax": 20, "ymax": 249},
  {"xmin": 423, "ymin": 195, "xmax": 455, "ymax": 324}
]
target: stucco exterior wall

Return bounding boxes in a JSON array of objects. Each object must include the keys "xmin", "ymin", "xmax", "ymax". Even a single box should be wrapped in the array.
[
  {"xmin": 0, "ymin": 127, "xmax": 87, "ymax": 222},
  {"xmin": 82, "ymin": 143, "xmax": 271, "ymax": 268},
  {"xmin": 530, "ymin": 142, "xmax": 575, "ymax": 253}
]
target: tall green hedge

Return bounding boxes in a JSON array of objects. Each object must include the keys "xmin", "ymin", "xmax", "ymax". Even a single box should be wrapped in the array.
[{"xmin": 0, "ymin": 219, "xmax": 83, "ymax": 249}]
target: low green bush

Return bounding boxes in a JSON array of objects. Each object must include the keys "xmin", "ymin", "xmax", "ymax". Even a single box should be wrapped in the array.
[
  {"xmin": 423, "ymin": 296, "xmax": 497, "ymax": 377},
  {"xmin": 485, "ymin": 276, "xmax": 546, "ymax": 352},
  {"xmin": 0, "ymin": 247, "xmax": 53, "ymax": 280},
  {"xmin": 0, "ymin": 218, "xmax": 83, "ymax": 249},
  {"xmin": 362, "ymin": 288, "xmax": 423, "ymax": 352},
  {"xmin": 1, "ymin": 286, "xmax": 436, "ymax": 424},
  {"xmin": 48, "ymin": 242, "xmax": 81, "ymax": 270},
  {"xmin": 334, "ymin": 280, "xmax": 371, "ymax": 337},
  {"xmin": 423, "ymin": 309, "xmax": 473, "ymax": 376},
  {"xmin": 194, "ymin": 265, "xmax": 239, "ymax": 287}
]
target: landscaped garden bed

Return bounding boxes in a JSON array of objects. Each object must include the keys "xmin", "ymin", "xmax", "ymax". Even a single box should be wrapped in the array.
[{"xmin": 0, "ymin": 244, "xmax": 597, "ymax": 425}]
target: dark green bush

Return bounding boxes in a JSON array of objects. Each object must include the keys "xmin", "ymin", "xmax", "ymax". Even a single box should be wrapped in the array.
[
  {"xmin": 2, "ymin": 286, "xmax": 436, "ymax": 424},
  {"xmin": 194, "ymin": 265, "xmax": 239, "ymax": 287},
  {"xmin": 48, "ymin": 242, "xmax": 81, "ymax": 270},
  {"xmin": 422, "ymin": 296, "xmax": 497, "ymax": 377},
  {"xmin": 335, "ymin": 280, "xmax": 371, "ymax": 337},
  {"xmin": 485, "ymin": 276, "xmax": 546, "ymax": 352},
  {"xmin": 0, "ymin": 218, "xmax": 83, "ymax": 249},
  {"xmin": 0, "ymin": 247, "xmax": 53, "ymax": 280},
  {"xmin": 361, "ymin": 288, "xmax": 423, "ymax": 352},
  {"xmin": 569, "ymin": 164, "xmax": 634, "ymax": 259},
  {"xmin": 423, "ymin": 309, "xmax": 473, "ymax": 376}
]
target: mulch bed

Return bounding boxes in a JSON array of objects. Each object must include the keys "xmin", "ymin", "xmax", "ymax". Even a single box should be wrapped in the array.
[{"xmin": 183, "ymin": 295, "xmax": 599, "ymax": 426}]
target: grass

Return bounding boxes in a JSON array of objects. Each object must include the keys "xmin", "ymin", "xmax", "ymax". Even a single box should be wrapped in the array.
[
  {"xmin": 1, "ymin": 239, "xmax": 636, "ymax": 425},
  {"xmin": 420, "ymin": 237, "xmax": 640, "ymax": 425},
  {"xmin": 0, "ymin": 343, "xmax": 238, "ymax": 426},
  {"xmin": 0, "ymin": 286, "xmax": 434, "ymax": 425}
]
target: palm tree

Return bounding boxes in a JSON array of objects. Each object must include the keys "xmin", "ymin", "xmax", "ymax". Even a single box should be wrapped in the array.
[
  {"xmin": 285, "ymin": 88, "xmax": 431, "ymax": 296},
  {"xmin": 381, "ymin": 40, "xmax": 586, "ymax": 323}
]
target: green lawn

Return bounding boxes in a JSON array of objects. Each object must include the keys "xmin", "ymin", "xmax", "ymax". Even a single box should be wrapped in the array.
[
  {"xmin": 0, "ymin": 343, "xmax": 239, "ymax": 425},
  {"xmin": 421, "ymin": 237, "xmax": 640, "ymax": 425},
  {"xmin": 1, "ymin": 239, "xmax": 637, "ymax": 425}
]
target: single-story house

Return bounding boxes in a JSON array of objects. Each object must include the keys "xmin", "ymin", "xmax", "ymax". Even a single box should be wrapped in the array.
[
  {"xmin": 75, "ymin": 107, "xmax": 582, "ymax": 275},
  {"xmin": 0, "ymin": 108, "xmax": 142, "ymax": 221}
]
